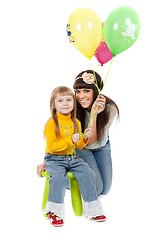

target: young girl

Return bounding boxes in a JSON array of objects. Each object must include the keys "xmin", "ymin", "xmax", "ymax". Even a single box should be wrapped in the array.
[
  {"xmin": 73, "ymin": 70, "xmax": 119, "ymax": 196},
  {"xmin": 37, "ymin": 86, "xmax": 106, "ymax": 226}
]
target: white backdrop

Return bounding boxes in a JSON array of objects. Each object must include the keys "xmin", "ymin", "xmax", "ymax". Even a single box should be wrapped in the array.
[{"xmin": 0, "ymin": 0, "xmax": 159, "ymax": 239}]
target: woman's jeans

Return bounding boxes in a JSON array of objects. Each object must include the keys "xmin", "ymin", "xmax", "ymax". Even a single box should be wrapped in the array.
[
  {"xmin": 76, "ymin": 140, "xmax": 112, "ymax": 196},
  {"xmin": 44, "ymin": 154, "xmax": 98, "ymax": 204}
]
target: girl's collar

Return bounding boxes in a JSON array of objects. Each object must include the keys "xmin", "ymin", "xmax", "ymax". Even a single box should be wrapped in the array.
[{"xmin": 56, "ymin": 112, "xmax": 71, "ymax": 120}]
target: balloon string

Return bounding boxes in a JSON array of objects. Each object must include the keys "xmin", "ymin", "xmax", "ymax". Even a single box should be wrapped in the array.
[
  {"xmin": 90, "ymin": 57, "xmax": 114, "ymax": 128},
  {"xmin": 96, "ymin": 63, "xmax": 101, "ymax": 68},
  {"xmin": 92, "ymin": 67, "xmax": 101, "ymax": 95},
  {"xmin": 102, "ymin": 65, "xmax": 104, "ymax": 75},
  {"xmin": 103, "ymin": 56, "xmax": 114, "ymax": 87},
  {"xmin": 89, "ymin": 105, "xmax": 98, "ymax": 128},
  {"xmin": 89, "ymin": 67, "xmax": 101, "ymax": 128}
]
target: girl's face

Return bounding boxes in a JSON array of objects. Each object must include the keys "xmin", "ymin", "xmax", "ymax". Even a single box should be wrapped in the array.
[
  {"xmin": 75, "ymin": 88, "xmax": 94, "ymax": 110},
  {"xmin": 55, "ymin": 94, "xmax": 74, "ymax": 116}
]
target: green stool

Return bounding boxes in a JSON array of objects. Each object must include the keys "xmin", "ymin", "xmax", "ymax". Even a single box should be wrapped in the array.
[{"xmin": 41, "ymin": 171, "xmax": 83, "ymax": 217}]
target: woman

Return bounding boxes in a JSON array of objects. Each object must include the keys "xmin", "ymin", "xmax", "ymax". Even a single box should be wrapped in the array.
[{"xmin": 73, "ymin": 70, "xmax": 119, "ymax": 195}]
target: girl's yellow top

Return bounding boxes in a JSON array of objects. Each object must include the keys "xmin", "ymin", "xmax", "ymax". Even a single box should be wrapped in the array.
[{"xmin": 44, "ymin": 112, "xmax": 88, "ymax": 155}]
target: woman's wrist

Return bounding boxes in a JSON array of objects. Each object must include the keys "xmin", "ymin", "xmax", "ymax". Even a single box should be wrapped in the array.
[
  {"xmin": 90, "ymin": 107, "xmax": 98, "ymax": 118},
  {"xmin": 89, "ymin": 109, "xmax": 97, "ymax": 126}
]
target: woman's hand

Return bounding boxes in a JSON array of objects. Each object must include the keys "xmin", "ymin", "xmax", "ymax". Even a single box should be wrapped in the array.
[
  {"xmin": 91, "ymin": 95, "xmax": 106, "ymax": 115},
  {"xmin": 37, "ymin": 163, "xmax": 46, "ymax": 177},
  {"xmin": 84, "ymin": 128, "xmax": 93, "ymax": 139},
  {"xmin": 71, "ymin": 133, "xmax": 81, "ymax": 143}
]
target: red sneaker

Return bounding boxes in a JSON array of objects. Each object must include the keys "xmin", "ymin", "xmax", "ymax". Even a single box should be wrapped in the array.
[
  {"xmin": 48, "ymin": 212, "xmax": 64, "ymax": 227},
  {"xmin": 91, "ymin": 215, "xmax": 107, "ymax": 222}
]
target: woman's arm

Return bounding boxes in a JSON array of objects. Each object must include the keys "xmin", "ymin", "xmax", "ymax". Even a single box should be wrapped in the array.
[
  {"xmin": 105, "ymin": 105, "xmax": 117, "ymax": 131},
  {"xmin": 86, "ymin": 95, "xmax": 106, "ymax": 146},
  {"xmin": 87, "ymin": 101, "xmax": 117, "ymax": 146}
]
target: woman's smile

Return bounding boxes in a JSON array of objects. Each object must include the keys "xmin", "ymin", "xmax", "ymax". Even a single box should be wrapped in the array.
[{"xmin": 75, "ymin": 88, "xmax": 94, "ymax": 110}]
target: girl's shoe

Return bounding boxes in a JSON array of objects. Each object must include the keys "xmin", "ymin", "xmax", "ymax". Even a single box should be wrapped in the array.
[
  {"xmin": 48, "ymin": 212, "xmax": 64, "ymax": 227},
  {"xmin": 91, "ymin": 215, "xmax": 107, "ymax": 222}
]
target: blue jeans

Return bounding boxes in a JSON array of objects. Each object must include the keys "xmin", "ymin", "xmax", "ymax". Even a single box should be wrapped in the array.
[
  {"xmin": 44, "ymin": 154, "xmax": 98, "ymax": 204},
  {"xmin": 76, "ymin": 140, "xmax": 112, "ymax": 195}
]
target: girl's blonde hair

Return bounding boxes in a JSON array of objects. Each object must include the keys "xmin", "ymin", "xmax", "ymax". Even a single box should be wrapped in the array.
[{"xmin": 50, "ymin": 86, "xmax": 78, "ymax": 137}]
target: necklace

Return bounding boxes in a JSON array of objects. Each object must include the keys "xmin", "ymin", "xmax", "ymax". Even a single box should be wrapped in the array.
[
  {"xmin": 58, "ymin": 124, "xmax": 74, "ymax": 129},
  {"xmin": 59, "ymin": 124, "xmax": 74, "ymax": 136}
]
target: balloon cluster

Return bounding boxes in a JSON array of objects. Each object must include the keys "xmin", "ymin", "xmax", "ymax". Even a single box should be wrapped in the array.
[{"xmin": 67, "ymin": 7, "xmax": 140, "ymax": 66}]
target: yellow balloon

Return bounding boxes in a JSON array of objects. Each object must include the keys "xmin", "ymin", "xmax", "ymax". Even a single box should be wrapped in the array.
[{"xmin": 67, "ymin": 8, "xmax": 102, "ymax": 59}]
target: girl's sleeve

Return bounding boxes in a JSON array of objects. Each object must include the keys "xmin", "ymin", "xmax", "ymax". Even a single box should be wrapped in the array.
[
  {"xmin": 44, "ymin": 119, "xmax": 73, "ymax": 152},
  {"xmin": 105, "ymin": 104, "xmax": 118, "ymax": 131},
  {"xmin": 76, "ymin": 120, "xmax": 89, "ymax": 149}
]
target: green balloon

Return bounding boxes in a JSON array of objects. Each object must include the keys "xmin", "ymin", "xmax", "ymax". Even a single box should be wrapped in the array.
[{"xmin": 103, "ymin": 6, "xmax": 141, "ymax": 55}]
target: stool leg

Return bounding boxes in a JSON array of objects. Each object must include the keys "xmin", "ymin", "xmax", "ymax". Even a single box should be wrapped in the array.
[
  {"xmin": 69, "ymin": 178, "xmax": 83, "ymax": 216},
  {"xmin": 42, "ymin": 178, "xmax": 49, "ymax": 217}
]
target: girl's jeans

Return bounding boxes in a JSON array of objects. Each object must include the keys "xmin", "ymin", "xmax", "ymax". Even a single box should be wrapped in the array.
[
  {"xmin": 44, "ymin": 154, "xmax": 98, "ymax": 204},
  {"xmin": 76, "ymin": 140, "xmax": 112, "ymax": 196}
]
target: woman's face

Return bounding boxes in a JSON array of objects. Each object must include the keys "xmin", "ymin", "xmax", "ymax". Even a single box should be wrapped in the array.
[{"xmin": 75, "ymin": 88, "xmax": 94, "ymax": 110}]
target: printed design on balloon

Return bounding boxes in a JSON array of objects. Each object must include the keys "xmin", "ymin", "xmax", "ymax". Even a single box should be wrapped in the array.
[
  {"xmin": 66, "ymin": 24, "xmax": 75, "ymax": 43},
  {"xmin": 121, "ymin": 20, "xmax": 138, "ymax": 41}
]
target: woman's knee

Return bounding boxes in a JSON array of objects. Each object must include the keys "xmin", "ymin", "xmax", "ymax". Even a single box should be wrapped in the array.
[
  {"xmin": 96, "ymin": 181, "xmax": 103, "ymax": 196},
  {"xmin": 101, "ymin": 180, "xmax": 112, "ymax": 195},
  {"xmin": 85, "ymin": 167, "xmax": 96, "ymax": 181}
]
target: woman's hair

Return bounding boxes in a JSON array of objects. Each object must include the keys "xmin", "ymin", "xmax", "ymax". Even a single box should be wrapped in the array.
[
  {"xmin": 73, "ymin": 70, "xmax": 119, "ymax": 142},
  {"xmin": 50, "ymin": 86, "xmax": 78, "ymax": 137}
]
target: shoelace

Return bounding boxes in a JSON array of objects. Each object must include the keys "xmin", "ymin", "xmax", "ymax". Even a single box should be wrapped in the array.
[{"xmin": 51, "ymin": 213, "xmax": 62, "ymax": 221}]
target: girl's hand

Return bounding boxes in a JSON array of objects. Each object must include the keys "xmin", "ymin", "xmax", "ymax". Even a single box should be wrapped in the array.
[
  {"xmin": 84, "ymin": 128, "xmax": 93, "ymax": 139},
  {"xmin": 91, "ymin": 95, "xmax": 106, "ymax": 115},
  {"xmin": 37, "ymin": 163, "xmax": 46, "ymax": 177},
  {"xmin": 71, "ymin": 133, "xmax": 81, "ymax": 143}
]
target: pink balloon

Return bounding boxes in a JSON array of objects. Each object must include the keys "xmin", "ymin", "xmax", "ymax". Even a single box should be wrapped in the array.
[{"xmin": 95, "ymin": 40, "xmax": 113, "ymax": 66}]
